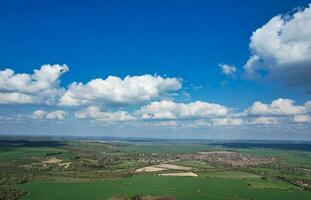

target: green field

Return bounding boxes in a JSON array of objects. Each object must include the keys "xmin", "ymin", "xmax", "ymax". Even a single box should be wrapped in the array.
[
  {"xmin": 199, "ymin": 171, "xmax": 261, "ymax": 179},
  {"xmin": 0, "ymin": 146, "xmax": 73, "ymax": 161},
  {"xmin": 19, "ymin": 175, "xmax": 311, "ymax": 200},
  {"xmin": 247, "ymin": 179, "xmax": 299, "ymax": 190}
]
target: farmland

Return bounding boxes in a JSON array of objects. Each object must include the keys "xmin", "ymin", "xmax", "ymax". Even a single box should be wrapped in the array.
[
  {"xmin": 18, "ymin": 175, "xmax": 311, "ymax": 200},
  {"xmin": 1, "ymin": 137, "xmax": 311, "ymax": 200}
]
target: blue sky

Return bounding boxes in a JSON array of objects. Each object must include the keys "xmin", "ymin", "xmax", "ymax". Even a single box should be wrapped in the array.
[{"xmin": 1, "ymin": 0, "xmax": 311, "ymax": 140}]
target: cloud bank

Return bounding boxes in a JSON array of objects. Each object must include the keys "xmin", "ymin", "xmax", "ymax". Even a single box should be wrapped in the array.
[
  {"xmin": 0, "ymin": 65, "xmax": 182, "ymax": 107},
  {"xmin": 1, "ymin": 65, "xmax": 310, "ymax": 129},
  {"xmin": 59, "ymin": 75, "xmax": 182, "ymax": 106},
  {"xmin": 248, "ymin": 98, "xmax": 307, "ymax": 116},
  {"xmin": 32, "ymin": 110, "xmax": 68, "ymax": 120},
  {"xmin": 136, "ymin": 100, "xmax": 228, "ymax": 120},
  {"xmin": 243, "ymin": 4, "xmax": 311, "ymax": 90},
  {"xmin": 0, "ymin": 64, "xmax": 68, "ymax": 104}
]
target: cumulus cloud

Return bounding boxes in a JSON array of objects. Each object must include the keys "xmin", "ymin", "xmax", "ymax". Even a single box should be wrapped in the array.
[
  {"xmin": 0, "ymin": 64, "xmax": 68, "ymax": 104},
  {"xmin": 219, "ymin": 64, "xmax": 237, "ymax": 76},
  {"xmin": 59, "ymin": 75, "xmax": 181, "ymax": 106},
  {"xmin": 136, "ymin": 100, "xmax": 228, "ymax": 120},
  {"xmin": 46, "ymin": 111, "xmax": 68, "ymax": 120},
  {"xmin": 0, "ymin": 65, "xmax": 182, "ymax": 107},
  {"xmin": 243, "ymin": 4, "xmax": 311, "ymax": 90},
  {"xmin": 32, "ymin": 110, "xmax": 47, "ymax": 119},
  {"xmin": 293, "ymin": 115, "xmax": 311, "ymax": 123},
  {"xmin": 245, "ymin": 98, "xmax": 311, "ymax": 125},
  {"xmin": 211, "ymin": 118, "xmax": 243, "ymax": 126},
  {"xmin": 32, "ymin": 110, "xmax": 67, "ymax": 120},
  {"xmin": 251, "ymin": 117, "xmax": 279, "ymax": 125},
  {"xmin": 75, "ymin": 106, "xmax": 136, "ymax": 122},
  {"xmin": 248, "ymin": 98, "xmax": 307, "ymax": 116}
]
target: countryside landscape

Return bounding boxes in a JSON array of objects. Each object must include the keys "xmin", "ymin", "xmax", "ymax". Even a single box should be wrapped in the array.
[{"xmin": 1, "ymin": 0, "xmax": 311, "ymax": 199}]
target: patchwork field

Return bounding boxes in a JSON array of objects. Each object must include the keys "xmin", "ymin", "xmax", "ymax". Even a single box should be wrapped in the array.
[{"xmin": 1, "ymin": 138, "xmax": 311, "ymax": 200}]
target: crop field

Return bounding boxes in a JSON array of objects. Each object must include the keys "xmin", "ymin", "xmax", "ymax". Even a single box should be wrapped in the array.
[
  {"xmin": 19, "ymin": 175, "xmax": 311, "ymax": 200},
  {"xmin": 199, "ymin": 171, "xmax": 261, "ymax": 179},
  {"xmin": 1, "ymin": 137, "xmax": 311, "ymax": 200}
]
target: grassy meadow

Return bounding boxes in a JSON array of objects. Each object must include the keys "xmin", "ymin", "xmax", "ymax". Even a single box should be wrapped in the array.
[{"xmin": 19, "ymin": 175, "xmax": 311, "ymax": 200}]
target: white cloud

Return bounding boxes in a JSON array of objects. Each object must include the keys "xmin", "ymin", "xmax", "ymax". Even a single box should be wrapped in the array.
[
  {"xmin": 59, "ymin": 75, "xmax": 182, "ymax": 106},
  {"xmin": 251, "ymin": 117, "xmax": 279, "ymax": 125},
  {"xmin": 32, "ymin": 110, "xmax": 67, "ymax": 120},
  {"xmin": 0, "ymin": 93, "xmax": 35, "ymax": 104},
  {"xmin": 248, "ymin": 98, "xmax": 307, "ymax": 116},
  {"xmin": 293, "ymin": 115, "xmax": 311, "ymax": 123},
  {"xmin": 32, "ymin": 110, "xmax": 48, "ymax": 119},
  {"xmin": 219, "ymin": 64, "xmax": 236, "ymax": 76},
  {"xmin": 0, "ymin": 64, "xmax": 68, "ymax": 104},
  {"xmin": 243, "ymin": 4, "xmax": 311, "ymax": 89},
  {"xmin": 136, "ymin": 100, "xmax": 228, "ymax": 120},
  {"xmin": 0, "ymin": 65, "xmax": 182, "ymax": 107},
  {"xmin": 211, "ymin": 118, "xmax": 243, "ymax": 126},
  {"xmin": 46, "ymin": 111, "xmax": 68, "ymax": 120},
  {"xmin": 75, "ymin": 106, "xmax": 136, "ymax": 122},
  {"xmin": 151, "ymin": 121, "xmax": 179, "ymax": 127}
]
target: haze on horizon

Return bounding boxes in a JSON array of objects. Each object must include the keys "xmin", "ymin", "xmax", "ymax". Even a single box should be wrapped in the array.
[{"xmin": 1, "ymin": 0, "xmax": 311, "ymax": 140}]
